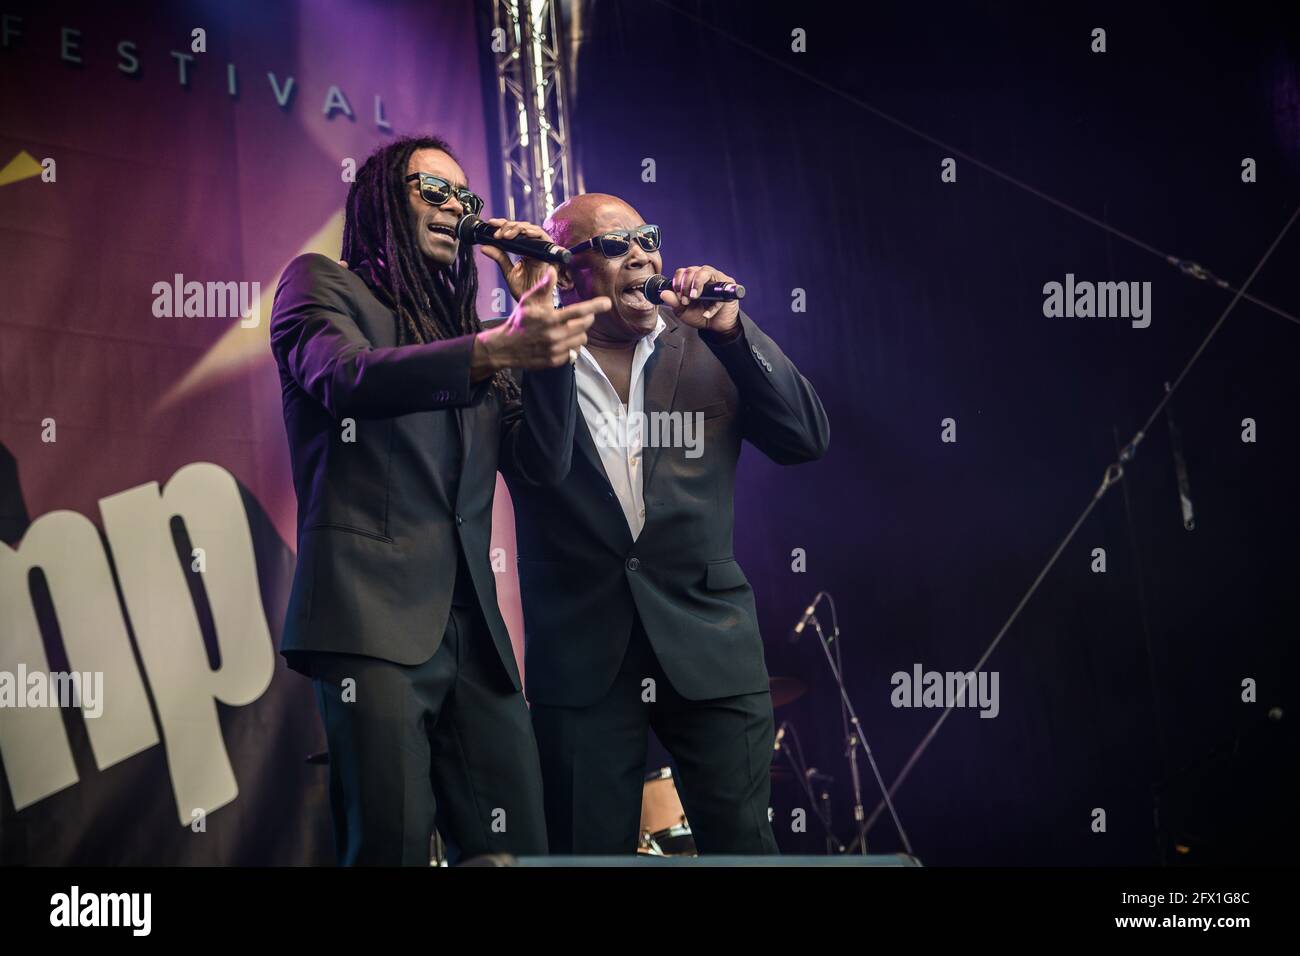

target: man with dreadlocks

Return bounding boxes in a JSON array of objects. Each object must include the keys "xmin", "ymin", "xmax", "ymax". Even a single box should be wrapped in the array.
[{"xmin": 269, "ymin": 136, "xmax": 609, "ymax": 866}]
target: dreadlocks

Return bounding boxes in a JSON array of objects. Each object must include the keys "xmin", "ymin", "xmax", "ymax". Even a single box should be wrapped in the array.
[{"xmin": 342, "ymin": 135, "xmax": 519, "ymax": 401}]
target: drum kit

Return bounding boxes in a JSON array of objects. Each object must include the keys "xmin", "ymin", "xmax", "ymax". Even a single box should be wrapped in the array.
[{"xmin": 638, "ymin": 766, "xmax": 697, "ymax": 856}]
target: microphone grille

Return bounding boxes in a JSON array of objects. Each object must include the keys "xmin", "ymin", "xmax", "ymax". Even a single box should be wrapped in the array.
[
  {"xmin": 643, "ymin": 274, "xmax": 670, "ymax": 304},
  {"xmin": 455, "ymin": 213, "xmax": 481, "ymax": 241}
]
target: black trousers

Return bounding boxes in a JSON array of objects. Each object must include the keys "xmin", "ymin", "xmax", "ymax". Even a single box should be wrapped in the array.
[
  {"xmin": 531, "ymin": 614, "xmax": 779, "ymax": 855},
  {"xmin": 309, "ymin": 601, "xmax": 548, "ymax": 865}
]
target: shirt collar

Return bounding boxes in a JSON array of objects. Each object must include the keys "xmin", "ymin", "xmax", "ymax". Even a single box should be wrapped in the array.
[
  {"xmin": 577, "ymin": 312, "xmax": 668, "ymax": 370},
  {"xmin": 644, "ymin": 312, "xmax": 668, "ymax": 347}
]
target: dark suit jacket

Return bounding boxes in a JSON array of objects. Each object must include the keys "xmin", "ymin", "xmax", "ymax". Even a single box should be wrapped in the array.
[
  {"xmin": 505, "ymin": 308, "xmax": 829, "ymax": 707},
  {"xmin": 269, "ymin": 253, "xmax": 577, "ymax": 687}
]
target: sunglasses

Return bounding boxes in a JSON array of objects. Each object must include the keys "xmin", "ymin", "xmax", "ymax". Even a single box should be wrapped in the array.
[
  {"xmin": 567, "ymin": 224, "xmax": 662, "ymax": 258},
  {"xmin": 404, "ymin": 172, "xmax": 484, "ymax": 216}
]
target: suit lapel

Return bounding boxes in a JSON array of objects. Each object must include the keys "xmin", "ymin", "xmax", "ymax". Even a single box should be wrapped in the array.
[
  {"xmin": 641, "ymin": 313, "xmax": 684, "ymax": 493},
  {"xmin": 573, "ymin": 407, "xmax": 609, "ymax": 490},
  {"xmin": 570, "ymin": 399, "xmax": 633, "ymax": 548},
  {"xmin": 455, "ymin": 404, "xmax": 473, "ymax": 497}
]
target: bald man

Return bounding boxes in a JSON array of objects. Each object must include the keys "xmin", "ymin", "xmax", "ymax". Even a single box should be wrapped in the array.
[{"xmin": 502, "ymin": 193, "xmax": 830, "ymax": 855}]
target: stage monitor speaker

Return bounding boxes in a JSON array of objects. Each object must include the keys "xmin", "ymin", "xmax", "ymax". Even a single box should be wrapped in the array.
[{"xmin": 463, "ymin": 854, "xmax": 922, "ymax": 867}]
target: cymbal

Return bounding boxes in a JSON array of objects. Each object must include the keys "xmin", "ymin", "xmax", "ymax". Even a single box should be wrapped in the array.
[{"xmin": 769, "ymin": 677, "xmax": 807, "ymax": 708}]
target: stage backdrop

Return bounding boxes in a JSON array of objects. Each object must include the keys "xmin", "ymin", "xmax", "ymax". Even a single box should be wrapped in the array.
[
  {"xmin": 0, "ymin": 0, "xmax": 520, "ymax": 864},
  {"xmin": 563, "ymin": 0, "xmax": 1299, "ymax": 865}
]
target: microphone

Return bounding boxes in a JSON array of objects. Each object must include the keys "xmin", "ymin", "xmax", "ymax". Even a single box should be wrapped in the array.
[
  {"xmin": 456, "ymin": 214, "xmax": 572, "ymax": 265},
  {"xmin": 641, "ymin": 274, "xmax": 745, "ymax": 304},
  {"xmin": 788, "ymin": 591, "xmax": 827, "ymax": 643}
]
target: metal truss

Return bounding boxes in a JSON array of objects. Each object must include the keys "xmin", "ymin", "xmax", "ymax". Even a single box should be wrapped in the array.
[{"xmin": 490, "ymin": 0, "xmax": 579, "ymax": 228}]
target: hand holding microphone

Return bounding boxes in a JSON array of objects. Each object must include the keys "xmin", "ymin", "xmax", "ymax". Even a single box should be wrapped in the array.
[
  {"xmin": 457, "ymin": 213, "xmax": 571, "ymax": 264},
  {"xmin": 641, "ymin": 274, "xmax": 745, "ymax": 304},
  {"xmin": 465, "ymin": 215, "xmax": 569, "ymax": 302},
  {"xmin": 651, "ymin": 264, "xmax": 743, "ymax": 334},
  {"xmin": 466, "ymin": 214, "xmax": 586, "ymax": 363}
]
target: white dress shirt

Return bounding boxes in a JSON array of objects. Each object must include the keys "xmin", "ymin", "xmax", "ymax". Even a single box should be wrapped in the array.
[{"xmin": 573, "ymin": 314, "xmax": 667, "ymax": 540}]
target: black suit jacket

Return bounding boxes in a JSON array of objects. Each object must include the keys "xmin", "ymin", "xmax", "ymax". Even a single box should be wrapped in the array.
[
  {"xmin": 269, "ymin": 253, "xmax": 578, "ymax": 687},
  {"xmin": 505, "ymin": 309, "xmax": 830, "ymax": 707}
]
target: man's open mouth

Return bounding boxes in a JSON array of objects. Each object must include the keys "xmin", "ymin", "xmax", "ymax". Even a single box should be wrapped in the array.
[
  {"xmin": 427, "ymin": 222, "xmax": 457, "ymax": 239},
  {"xmin": 619, "ymin": 278, "xmax": 654, "ymax": 310}
]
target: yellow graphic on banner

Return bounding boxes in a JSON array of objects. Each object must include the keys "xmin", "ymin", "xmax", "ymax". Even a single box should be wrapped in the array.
[
  {"xmin": 0, "ymin": 150, "xmax": 43, "ymax": 187},
  {"xmin": 154, "ymin": 209, "xmax": 344, "ymax": 413}
]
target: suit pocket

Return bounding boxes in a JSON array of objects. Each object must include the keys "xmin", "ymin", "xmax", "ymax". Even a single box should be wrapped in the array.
[
  {"xmin": 693, "ymin": 401, "xmax": 728, "ymax": 420},
  {"xmin": 704, "ymin": 557, "xmax": 748, "ymax": 590},
  {"xmin": 305, "ymin": 522, "xmax": 394, "ymax": 544}
]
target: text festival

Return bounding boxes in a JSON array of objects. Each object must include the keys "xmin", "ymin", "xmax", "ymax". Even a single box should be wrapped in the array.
[{"xmin": 0, "ymin": 14, "xmax": 396, "ymax": 131}]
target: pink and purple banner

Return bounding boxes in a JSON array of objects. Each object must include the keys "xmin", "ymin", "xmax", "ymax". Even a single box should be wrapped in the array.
[{"xmin": 0, "ymin": 0, "xmax": 518, "ymax": 864}]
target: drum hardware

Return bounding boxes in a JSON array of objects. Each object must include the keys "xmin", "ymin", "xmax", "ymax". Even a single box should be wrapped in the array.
[{"xmin": 638, "ymin": 766, "xmax": 697, "ymax": 856}]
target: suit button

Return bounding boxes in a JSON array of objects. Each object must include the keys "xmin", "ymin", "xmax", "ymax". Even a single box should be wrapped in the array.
[
  {"xmin": 626, "ymin": 557, "xmax": 640, "ymax": 572},
  {"xmin": 455, "ymin": 513, "xmax": 464, "ymax": 526}
]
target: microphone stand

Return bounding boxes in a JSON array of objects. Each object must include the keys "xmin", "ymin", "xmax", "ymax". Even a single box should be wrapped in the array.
[
  {"xmin": 807, "ymin": 597, "xmax": 913, "ymax": 857},
  {"xmin": 774, "ymin": 719, "xmax": 843, "ymax": 852},
  {"xmin": 809, "ymin": 615, "xmax": 867, "ymax": 854}
]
